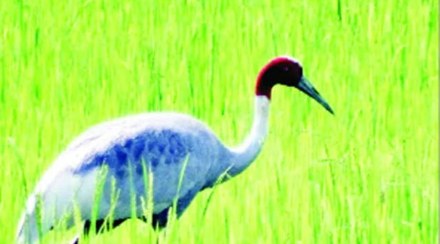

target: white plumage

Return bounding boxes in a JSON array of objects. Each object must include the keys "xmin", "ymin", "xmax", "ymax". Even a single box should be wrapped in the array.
[{"xmin": 17, "ymin": 56, "xmax": 333, "ymax": 243}]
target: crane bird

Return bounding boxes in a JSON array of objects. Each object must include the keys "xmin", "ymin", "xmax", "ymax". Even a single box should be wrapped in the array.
[{"xmin": 16, "ymin": 56, "xmax": 333, "ymax": 243}]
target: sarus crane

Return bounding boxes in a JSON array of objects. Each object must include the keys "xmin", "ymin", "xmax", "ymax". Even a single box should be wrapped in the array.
[{"xmin": 16, "ymin": 56, "xmax": 333, "ymax": 243}]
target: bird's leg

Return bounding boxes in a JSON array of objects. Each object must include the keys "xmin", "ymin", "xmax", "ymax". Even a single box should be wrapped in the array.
[
  {"xmin": 70, "ymin": 218, "xmax": 127, "ymax": 244},
  {"xmin": 150, "ymin": 208, "xmax": 171, "ymax": 229}
]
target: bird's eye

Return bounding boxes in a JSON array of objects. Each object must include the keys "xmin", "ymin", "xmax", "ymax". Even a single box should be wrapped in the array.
[{"xmin": 283, "ymin": 66, "xmax": 289, "ymax": 72}]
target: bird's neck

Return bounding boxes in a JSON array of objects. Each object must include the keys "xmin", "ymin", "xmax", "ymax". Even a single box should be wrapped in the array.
[{"xmin": 228, "ymin": 95, "xmax": 270, "ymax": 177}]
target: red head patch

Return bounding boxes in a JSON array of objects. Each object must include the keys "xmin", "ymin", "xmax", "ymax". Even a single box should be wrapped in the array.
[{"xmin": 255, "ymin": 56, "xmax": 303, "ymax": 99}]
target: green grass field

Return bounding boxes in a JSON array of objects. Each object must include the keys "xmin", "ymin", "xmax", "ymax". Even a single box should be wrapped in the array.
[{"xmin": 1, "ymin": 0, "xmax": 438, "ymax": 243}]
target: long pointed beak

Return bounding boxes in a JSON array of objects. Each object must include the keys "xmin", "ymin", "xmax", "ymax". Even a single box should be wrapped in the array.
[{"xmin": 296, "ymin": 76, "xmax": 334, "ymax": 114}]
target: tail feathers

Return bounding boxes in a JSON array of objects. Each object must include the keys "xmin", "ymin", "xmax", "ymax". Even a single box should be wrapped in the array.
[{"xmin": 16, "ymin": 195, "xmax": 40, "ymax": 244}]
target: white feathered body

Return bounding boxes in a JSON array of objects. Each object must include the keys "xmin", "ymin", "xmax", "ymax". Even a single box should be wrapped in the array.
[
  {"xmin": 17, "ymin": 96, "xmax": 270, "ymax": 244},
  {"xmin": 17, "ymin": 112, "xmax": 234, "ymax": 243}
]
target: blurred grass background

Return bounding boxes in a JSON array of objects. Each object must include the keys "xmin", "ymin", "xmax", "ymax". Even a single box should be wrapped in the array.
[{"xmin": 0, "ymin": 0, "xmax": 437, "ymax": 243}]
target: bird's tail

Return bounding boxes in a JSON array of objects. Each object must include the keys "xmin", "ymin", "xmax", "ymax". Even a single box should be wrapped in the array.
[{"xmin": 16, "ymin": 194, "xmax": 41, "ymax": 244}]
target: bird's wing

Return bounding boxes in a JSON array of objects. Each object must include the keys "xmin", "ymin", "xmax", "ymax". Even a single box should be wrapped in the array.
[{"xmin": 34, "ymin": 112, "xmax": 224, "ymax": 221}]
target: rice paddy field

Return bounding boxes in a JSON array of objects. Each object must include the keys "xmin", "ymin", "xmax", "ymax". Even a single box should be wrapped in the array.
[{"xmin": 0, "ymin": 0, "xmax": 438, "ymax": 243}]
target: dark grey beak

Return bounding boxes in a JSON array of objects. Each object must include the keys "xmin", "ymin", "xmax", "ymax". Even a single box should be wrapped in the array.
[{"xmin": 296, "ymin": 76, "xmax": 334, "ymax": 114}]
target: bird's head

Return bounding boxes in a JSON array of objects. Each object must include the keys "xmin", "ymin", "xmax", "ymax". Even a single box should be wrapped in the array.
[{"xmin": 256, "ymin": 56, "xmax": 334, "ymax": 114}]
